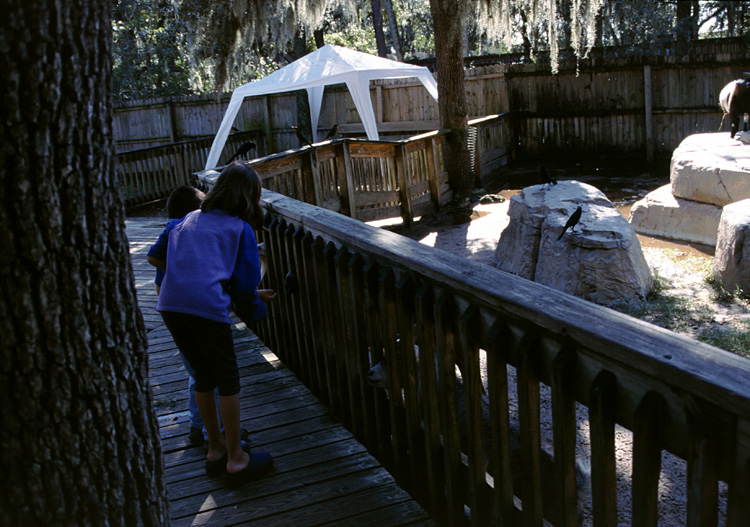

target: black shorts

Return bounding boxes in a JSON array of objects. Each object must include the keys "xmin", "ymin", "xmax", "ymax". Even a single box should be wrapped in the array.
[{"xmin": 160, "ymin": 311, "xmax": 240, "ymax": 396}]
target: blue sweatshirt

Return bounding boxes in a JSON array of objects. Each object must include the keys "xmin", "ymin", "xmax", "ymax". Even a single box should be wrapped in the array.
[
  {"xmin": 154, "ymin": 217, "xmax": 186, "ymax": 288},
  {"xmin": 148, "ymin": 208, "xmax": 266, "ymax": 323}
]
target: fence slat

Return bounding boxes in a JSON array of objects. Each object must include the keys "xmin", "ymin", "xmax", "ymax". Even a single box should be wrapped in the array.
[
  {"xmin": 517, "ymin": 333, "xmax": 544, "ymax": 526},
  {"xmin": 486, "ymin": 321, "xmax": 516, "ymax": 526},
  {"xmin": 551, "ymin": 345, "xmax": 580, "ymax": 527},
  {"xmin": 434, "ymin": 291, "xmax": 465, "ymax": 527},
  {"xmin": 458, "ymin": 305, "xmax": 491, "ymax": 526},
  {"xmin": 589, "ymin": 371, "xmax": 619, "ymax": 527},
  {"xmin": 631, "ymin": 391, "xmax": 666, "ymax": 527},
  {"xmin": 415, "ymin": 284, "xmax": 446, "ymax": 517}
]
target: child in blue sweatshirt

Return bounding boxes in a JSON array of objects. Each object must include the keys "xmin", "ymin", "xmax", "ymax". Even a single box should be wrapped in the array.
[
  {"xmin": 153, "ymin": 186, "xmax": 231, "ymax": 448},
  {"xmin": 148, "ymin": 163, "xmax": 275, "ymax": 487}
]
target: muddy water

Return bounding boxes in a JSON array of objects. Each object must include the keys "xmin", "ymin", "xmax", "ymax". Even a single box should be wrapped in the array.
[{"xmin": 491, "ymin": 161, "xmax": 715, "ymax": 259}]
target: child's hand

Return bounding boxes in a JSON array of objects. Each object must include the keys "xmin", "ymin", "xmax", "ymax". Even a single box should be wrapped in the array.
[{"xmin": 258, "ymin": 289, "xmax": 276, "ymax": 303}]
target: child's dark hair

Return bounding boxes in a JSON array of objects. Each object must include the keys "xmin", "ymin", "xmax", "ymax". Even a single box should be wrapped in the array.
[
  {"xmin": 167, "ymin": 186, "xmax": 205, "ymax": 219},
  {"xmin": 201, "ymin": 162, "xmax": 264, "ymax": 228}
]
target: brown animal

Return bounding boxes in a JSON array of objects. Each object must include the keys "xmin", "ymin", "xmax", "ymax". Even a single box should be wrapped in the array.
[{"xmin": 719, "ymin": 78, "xmax": 750, "ymax": 139}]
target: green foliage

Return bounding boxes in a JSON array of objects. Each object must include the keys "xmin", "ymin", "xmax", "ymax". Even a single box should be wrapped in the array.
[
  {"xmin": 393, "ymin": 0, "xmax": 434, "ymax": 58},
  {"xmin": 321, "ymin": 8, "xmax": 379, "ymax": 55},
  {"xmin": 112, "ymin": 0, "xmax": 194, "ymax": 101}
]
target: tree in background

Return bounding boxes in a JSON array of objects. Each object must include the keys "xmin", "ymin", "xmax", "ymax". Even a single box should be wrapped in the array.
[
  {"xmin": 1, "ymin": 0, "xmax": 169, "ymax": 523},
  {"xmin": 113, "ymin": 0, "xmax": 194, "ymax": 100}
]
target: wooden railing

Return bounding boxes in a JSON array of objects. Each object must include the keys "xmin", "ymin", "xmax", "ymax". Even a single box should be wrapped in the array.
[
  {"xmin": 197, "ymin": 133, "xmax": 453, "ymax": 226},
  {"xmin": 249, "ymin": 189, "xmax": 750, "ymax": 527},
  {"xmin": 195, "ymin": 115, "xmax": 510, "ymax": 225},
  {"xmin": 117, "ymin": 131, "xmax": 259, "ymax": 206}
]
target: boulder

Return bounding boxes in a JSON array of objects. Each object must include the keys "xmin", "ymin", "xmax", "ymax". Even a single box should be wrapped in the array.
[
  {"xmin": 670, "ymin": 133, "xmax": 750, "ymax": 207},
  {"xmin": 494, "ymin": 181, "xmax": 652, "ymax": 305},
  {"xmin": 713, "ymin": 199, "xmax": 750, "ymax": 294},
  {"xmin": 628, "ymin": 184, "xmax": 723, "ymax": 247}
]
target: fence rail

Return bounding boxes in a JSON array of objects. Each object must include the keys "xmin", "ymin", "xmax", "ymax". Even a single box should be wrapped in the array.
[{"xmin": 251, "ymin": 188, "xmax": 750, "ymax": 527}]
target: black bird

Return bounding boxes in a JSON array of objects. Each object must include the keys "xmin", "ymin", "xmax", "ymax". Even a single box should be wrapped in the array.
[
  {"xmin": 557, "ymin": 206, "xmax": 582, "ymax": 241},
  {"xmin": 321, "ymin": 124, "xmax": 338, "ymax": 141},
  {"xmin": 227, "ymin": 141, "xmax": 256, "ymax": 162},
  {"xmin": 292, "ymin": 125, "xmax": 312, "ymax": 147},
  {"xmin": 540, "ymin": 166, "xmax": 557, "ymax": 188}
]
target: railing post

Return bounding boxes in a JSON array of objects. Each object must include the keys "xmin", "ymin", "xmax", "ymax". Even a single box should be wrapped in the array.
[
  {"xmin": 551, "ymin": 345, "xmax": 579, "ymax": 527},
  {"xmin": 336, "ymin": 141, "xmax": 357, "ymax": 219},
  {"xmin": 727, "ymin": 418, "xmax": 750, "ymax": 526},
  {"xmin": 262, "ymin": 95, "xmax": 274, "ymax": 153},
  {"xmin": 517, "ymin": 332, "xmax": 544, "ymax": 526},
  {"xmin": 394, "ymin": 143, "xmax": 413, "ymax": 227},
  {"xmin": 632, "ymin": 391, "xmax": 666, "ymax": 527},
  {"xmin": 424, "ymin": 137, "xmax": 442, "ymax": 212},
  {"xmin": 644, "ymin": 64, "xmax": 654, "ymax": 165},
  {"xmin": 486, "ymin": 320, "xmax": 517, "ymax": 526},
  {"xmin": 589, "ymin": 370, "xmax": 619, "ymax": 527}
]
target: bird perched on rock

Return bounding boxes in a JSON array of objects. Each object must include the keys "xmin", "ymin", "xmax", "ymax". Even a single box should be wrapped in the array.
[
  {"xmin": 321, "ymin": 124, "xmax": 338, "ymax": 141},
  {"xmin": 540, "ymin": 166, "xmax": 557, "ymax": 188},
  {"xmin": 557, "ymin": 205, "xmax": 582, "ymax": 241},
  {"xmin": 291, "ymin": 125, "xmax": 312, "ymax": 147},
  {"xmin": 227, "ymin": 141, "xmax": 256, "ymax": 162}
]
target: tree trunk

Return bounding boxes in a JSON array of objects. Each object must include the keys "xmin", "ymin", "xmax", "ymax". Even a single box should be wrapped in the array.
[
  {"xmin": 0, "ymin": 1, "xmax": 169, "ymax": 525},
  {"xmin": 382, "ymin": 0, "xmax": 403, "ymax": 61},
  {"xmin": 371, "ymin": 0, "xmax": 389, "ymax": 57},
  {"xmin": 429, "ymin": 0, "xmax": 473, "ymax": 195},
  {"xmin": 675, "ymin": 0, "xmax": 697, "ymax": 53}
]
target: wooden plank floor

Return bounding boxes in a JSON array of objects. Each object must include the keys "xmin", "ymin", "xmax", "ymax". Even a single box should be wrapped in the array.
[{"xmin": 126, "ymin": 216, "xmax": 436, "ymax": 527}]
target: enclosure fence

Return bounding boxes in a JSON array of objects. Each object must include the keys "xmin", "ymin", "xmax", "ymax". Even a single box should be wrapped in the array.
[
  {"xmin": 249, "ymin": 188, "xmax": 750, "ymax": 527},
  {"xmin": 115, "ymin": 37, "xmax": 750, "ymax": 163}
]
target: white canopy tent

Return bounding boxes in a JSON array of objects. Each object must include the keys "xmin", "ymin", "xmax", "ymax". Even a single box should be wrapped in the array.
[{"xmin": 204, "ymin": 44, "xmax": 439, "ymax": 170}]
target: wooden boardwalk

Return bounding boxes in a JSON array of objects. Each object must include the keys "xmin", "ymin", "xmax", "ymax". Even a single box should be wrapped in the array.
[{"xmin": 126, "ymin": 216, "xmax": 436, "ymax": 527}]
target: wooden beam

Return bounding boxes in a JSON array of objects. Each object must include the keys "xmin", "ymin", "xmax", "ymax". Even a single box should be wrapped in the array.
[{"xmin": 644, "ymin": 64, "xmax": 654, "ymax": 164}]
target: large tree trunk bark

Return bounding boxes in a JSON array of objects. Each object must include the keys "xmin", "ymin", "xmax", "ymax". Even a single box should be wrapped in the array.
[
  {"xmin": 371, "ymin": 0, "xmax": 389, "ymax": 57},
  {"xmin": 0, "ymin": 1, "xmax": 169, "ymax": 524},
  {"xmin": 382, "ymin": 0, "xmax": 403, "ymax": 61},
  {"xmin": 429, "ymin": 0, "xmax": 473, "ymax": 195}
]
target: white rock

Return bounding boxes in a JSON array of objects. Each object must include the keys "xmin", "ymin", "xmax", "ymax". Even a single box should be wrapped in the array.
[
  {"xmin": 494, "ymin": 181, "xmax": 652, "ymax": 305},
  {"xmin": 670, "ymin": 133, "xmax": 750, "ymax": 207},
  {"xmin": 629, "ymin": 185, "xmax": 723, "ymax": 247},
  {"xmin": 713, "ymin": 199, "xmax": 750, "ymax": 293}
]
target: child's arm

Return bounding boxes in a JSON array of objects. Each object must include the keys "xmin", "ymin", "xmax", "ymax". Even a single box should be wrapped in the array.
[
  {"xmin": 231, "ymin": 224, "xmax": 274, "ymax": 322},
  {"xmin": 148, "ymin": 256, "xmax": 167, "ymax": 270},
  {"xmin": 147, "ymin": 220, "xmax": 176, "ymax": 273}
]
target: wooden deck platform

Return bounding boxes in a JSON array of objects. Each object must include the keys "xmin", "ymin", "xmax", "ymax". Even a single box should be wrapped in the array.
[{"xmin": 126, "ymin": 216, "xmax": 436, "ymax": 527}]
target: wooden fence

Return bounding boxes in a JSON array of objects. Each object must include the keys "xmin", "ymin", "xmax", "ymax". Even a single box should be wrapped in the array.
[
  {"xmin": 196, "ymin": 131, "xmax": 455, "ymax": 225},
  {"xmin": 249, "ymin": 188, "xmax": 750, "ymax": 527},
  {"xmin": 117, "ymin": 131, "xmax": 262, "ymax": 206},
  {"xmin": 114, "ymin": 38, "xmax": 750, "ymax": 163}
]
